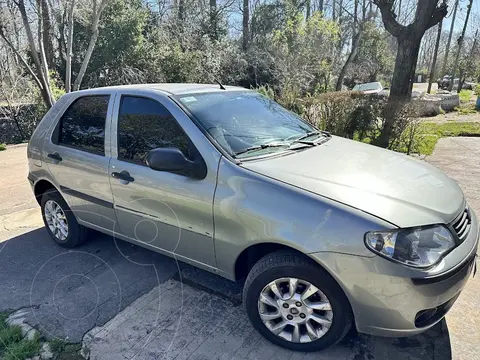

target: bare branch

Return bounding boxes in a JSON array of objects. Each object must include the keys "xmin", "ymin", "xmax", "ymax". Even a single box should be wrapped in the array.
[{"xmin": 0, "ymin": 27, "xmax": 44, "ymax": 90}]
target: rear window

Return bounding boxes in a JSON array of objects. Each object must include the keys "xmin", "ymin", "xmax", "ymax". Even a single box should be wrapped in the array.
[{"xmin": 58, "ymin": 96, "xmax": 110, "ymax": 154}]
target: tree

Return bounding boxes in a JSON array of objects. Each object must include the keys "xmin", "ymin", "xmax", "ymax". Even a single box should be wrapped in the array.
[
  {"xmin": 441, "ymin": 0, "xmax": 458, "ymax": 75},
  {"xmin": 65, "ymin": 0, "xmax": 76, "ymax": 92},
  {"xmin": 0, "ymin": 0, "xmax": 110, "ymax": 107},
  {"xmin": 242, "ymin": 0, "xmax": 249, "ymax": 50},
  {"xmin": 373, "ymin": 0, "xmax": 447, "ymax": 148},
  {"xmin": 448, "ymin": 0, "xmax": 473, "ymax": 91},
  {"xmin": 427, "ymin": 20, "xmax": 442, "ymax": 93},
  {"xmin": 72, "ymin": 0, "xmax": 109, "ymax": 91}
]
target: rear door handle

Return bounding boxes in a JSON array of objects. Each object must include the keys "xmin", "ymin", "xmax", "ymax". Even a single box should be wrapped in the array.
[
  {"xmin": 111, "ymin": 171, "xmax": 134, "ymax": 183},
  {"xmin": 47, "ymin": 152, "xmax": 62, "ymax": 162}
]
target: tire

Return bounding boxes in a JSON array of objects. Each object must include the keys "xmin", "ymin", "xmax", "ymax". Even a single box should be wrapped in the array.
[
  {"xmin": 243, "ymin": 251, "xmax": 353, "ymax": 352},
  {"xmin": 40, "ymin": 189, "xmax": 88, "ymax": 248}
]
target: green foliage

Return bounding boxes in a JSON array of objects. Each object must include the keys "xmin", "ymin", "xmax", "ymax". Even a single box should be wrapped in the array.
[
  {"xmin": 413, "ymin": 122, "xmax": 480, "ymax": 155},
  {"xmin": 254, "ymin": 85, "xmax": 275, "ymax": 99},
  {"xmin": 271, "ymin": 12, "xmax": 339, "ymax": 95},
  {"xmin": 2, "ymin": 336, "xmax": 41, "ymax": 360},
  {"xmin": 0, "ymin": 143, "xmax": 6, "ymax": 151},
  {"xmin": 475, "ymin": 84, "xmax": 480, "ymax": 97},
  {"xmin": 348, "ymin": 21, "xmax": 395, "ymax": 84},
  {"xmin": 458, "ymin": 90, "xmax": 473, "ymax": 103},
  {"xmin": 278, "ymin": 91, "xmax": 385, "ymax": 141},
  {"xmin": 50, "ymin": 338, "xmax": 82, "ymax": 356},
  {"xmin": 76, "ymin": 0, "xmax": 152, "ymax": 87},
  {"xmin": 0, "ymin": 313, "xmax": 41, "ymax": 360},
  {"xmin": 455, "ymin": 104, "xmax": 478, "ymax": 115}
]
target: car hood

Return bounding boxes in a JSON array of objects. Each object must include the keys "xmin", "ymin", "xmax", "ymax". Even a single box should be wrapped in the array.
[{"xmin": 242, "ymin": 136, "xmax": 465, "ymax": 227}]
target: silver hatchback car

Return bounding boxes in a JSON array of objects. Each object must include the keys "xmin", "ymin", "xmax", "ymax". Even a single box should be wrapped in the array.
[{"xmin": 28, "ymin": 84, "xmax": 478, "ymax": 352}]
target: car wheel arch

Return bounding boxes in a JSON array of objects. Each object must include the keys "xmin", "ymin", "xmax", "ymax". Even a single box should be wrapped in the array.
[
  {"xmin": 34, "ymin": 179, "xmax": 59, "ymax": 205},
  {"xmin": 233, "ymin": 242, "xmax": 337, "ymax": 282}
]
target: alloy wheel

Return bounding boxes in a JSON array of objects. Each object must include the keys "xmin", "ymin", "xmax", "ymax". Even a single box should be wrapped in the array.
[
  {"xmin": 44, "ymin": 200, "xmax": 69, "ymax": 241},
  {"xmin": 257, "ymin": 277, "xmax": 333, "ymax": 343}
]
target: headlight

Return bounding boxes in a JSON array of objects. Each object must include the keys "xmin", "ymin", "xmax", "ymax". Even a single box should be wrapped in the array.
[{"xmin": 364, "ymin": 225, "xmax": 455, "ymax": 268}]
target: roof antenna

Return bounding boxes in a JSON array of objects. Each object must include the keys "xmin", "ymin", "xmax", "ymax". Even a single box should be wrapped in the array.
[{"xmin": 215, "ymin": 79, "xmax": 226, "ymax": 90}]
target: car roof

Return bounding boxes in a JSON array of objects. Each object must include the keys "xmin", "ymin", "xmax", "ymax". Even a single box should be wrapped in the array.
[{"xmin": 67, "ymin": 83, "xmax": 247, "ymax": 96}]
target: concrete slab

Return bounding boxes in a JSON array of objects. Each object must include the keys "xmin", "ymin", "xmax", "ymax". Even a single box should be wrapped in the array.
[
  {"xmin": 427, "ymin": 137, "xmax": 480, "ymax": 360},
  {"xmin": 0, "ymin": 144, "xmax": 38, "ymax": 216},
  {"xmin": 83, "ymin": 279, "xmax": 451, "ymax": 360}
]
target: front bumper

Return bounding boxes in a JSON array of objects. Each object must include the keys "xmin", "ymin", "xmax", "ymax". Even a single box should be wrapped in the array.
[{"xmin": 310, "ymin": 209, "xmax": 479, "ymax": 337}]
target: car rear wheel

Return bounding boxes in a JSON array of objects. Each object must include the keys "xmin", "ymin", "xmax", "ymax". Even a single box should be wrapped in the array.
[
  {"xmin": 243, "ymin": 251, "xmax": 353, "ymax": 352},
  {"xmin": 41, "ymin": 189, "xmax": 88, "ymax": 248}
]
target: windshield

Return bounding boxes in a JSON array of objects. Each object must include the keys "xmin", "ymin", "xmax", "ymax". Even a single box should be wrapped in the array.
[
  {"xmin": 352, "ymin": 82, "xmax": 382, "ymax": 91},
  {"xmin": 175, "ymin": 91, "xmax": 317, "ymax": 158}
]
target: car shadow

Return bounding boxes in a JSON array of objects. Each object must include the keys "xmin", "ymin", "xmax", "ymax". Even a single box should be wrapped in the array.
[
  {"xmin": 0, "ymin": 228, "xmax": 452, "ymax": 359},
  {"xmin": 0, "ymin": 227, "xmax": 178, "ymax": 342}
]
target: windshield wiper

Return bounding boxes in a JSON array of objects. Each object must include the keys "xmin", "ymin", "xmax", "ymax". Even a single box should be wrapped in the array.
[
  {"xmin": 292, "ymin": 131, "xmax": 330, "ymax": 145},
  {"xmin": 233, "ymin": 143, "xmax": 289, "ymax": 157}
]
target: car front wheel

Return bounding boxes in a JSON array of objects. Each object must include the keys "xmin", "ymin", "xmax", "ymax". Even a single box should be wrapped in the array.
[{"xmin": 243, "ymin": 251, "xmax": 353, "ymax": 352}]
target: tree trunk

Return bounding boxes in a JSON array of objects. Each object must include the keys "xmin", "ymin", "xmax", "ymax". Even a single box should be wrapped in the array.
[
  {"xmin": 242, "ymin": 0, "xmax": 249, "ymax": 50},
  {"xmin": 178, "ymin": 0, "xmax": 185, "ymax": 22},
  {"xmin": 457, "ymin": 30, "xmax": 477, "ymax": 93},
  {"xmin": 319, "ymin": 0, "xmax": 324, "ymax": 12},
  {"xmin": 17, "ymin": 0, "xmax": 54, "ymax": 108},
  {"xmin": 41, "ymin": 0, "xmax": 54, "ymax": 69},
  {"xmin": 73, "ymin": 22, "xmax": 99, "ymax": 91},
  {"xmin": 441, "ymin": 0, "xmax": 458, "ymax": 75},
  {"xmin": 306, "ymin": 0, "xmax": 311, "ymax": 19},
  {"xmin": 209, "ymin": 0, "xmax": 217, "ymax": 40},
  {"xmin": 73, "ymin": 0, "xmax": 108, "ymax": 91},
  {"xmin": 336, "ymin": 31, "xmax": 362, "ymax": 91},
  {"xmin": 397, "ymin": 0, "xmax": 402, "ymax": 22},
  {"xmin": 427, "ymin": 20, "xmax": 442, "ymax": 94},
  {"xmin": 65, "ymin": 0, "xmax": 75, "ymax": 92},
  {"xmin": 353, "ymin": 0, "xmax": 358, "ymax": 26},
  {"xmin": 448, "ymin": 0, "xmax": 472, "ymax": 92},
  {"xmin": 375, "ymin": 35, "xmax": 422, "ymax": 148},
  {"xmin": 390, "ymin": 35, "xmax": 422, "ymax": 98},
  {"xmin": 37, "ymin": 0, "xmax": 52, "ymax": 97},
  {"xmin": 332, "ymin": 0, "xmax": 336, "ymax": 21}
]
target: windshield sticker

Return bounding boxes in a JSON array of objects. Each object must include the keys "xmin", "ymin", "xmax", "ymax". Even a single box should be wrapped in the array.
[{"xmin": 180, "ymin": 96, "xmax": 197, "ymax": 103}]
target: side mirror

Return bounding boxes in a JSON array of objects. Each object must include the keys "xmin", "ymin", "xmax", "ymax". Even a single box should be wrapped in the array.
[{"xmin": 146, "ymin": 148, "xmax": 206, "ymax": 179}]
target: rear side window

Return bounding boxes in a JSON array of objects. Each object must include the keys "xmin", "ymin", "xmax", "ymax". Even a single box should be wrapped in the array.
[
  {"xmin": 117, "ymin": 96, "xmax": 190, "ymax": 164},
  {"xmin": 58, "ymin": 96, "xmax": 110, "ymax": 154}
]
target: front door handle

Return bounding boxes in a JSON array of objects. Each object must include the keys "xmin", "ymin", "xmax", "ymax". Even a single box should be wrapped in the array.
[
  {"xmin": 111, "ymin": 170, "xmax": 134, "ymax": 183},
  {"xmin": 47, "ymin": 152, "xmax": 62, "ymax": 162}
]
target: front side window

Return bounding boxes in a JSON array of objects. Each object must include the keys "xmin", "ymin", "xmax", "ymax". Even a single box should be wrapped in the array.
[
  {"xmin": 117, "ymin": 96, "xmax": 190, "ymax": 164},
  {"xmin": 59, "ymin": 95, "xmax": 110, "ymax": 154},
  {"xmin": 175, "ymin": 91, "xmax": 317, "ymax": 158}
]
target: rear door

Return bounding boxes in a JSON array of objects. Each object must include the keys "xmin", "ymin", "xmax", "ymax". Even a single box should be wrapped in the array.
[
  {"xmin": 43, "ymin": 94, "xmax": 117, "ymax": 232},
  {"xmin": 108, "ymin": 91, "xmax": 220, "ymax": 268}
]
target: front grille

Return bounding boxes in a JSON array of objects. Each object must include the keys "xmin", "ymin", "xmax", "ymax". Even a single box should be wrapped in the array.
[{"xmin": 451, "ymin": 207, "xmax": 472, "ymax": 243}]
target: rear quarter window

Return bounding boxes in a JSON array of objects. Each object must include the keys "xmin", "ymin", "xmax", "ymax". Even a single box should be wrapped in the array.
[{"xmin": 55, "ymin": 95, "xmax": 110, "ymax": 155}]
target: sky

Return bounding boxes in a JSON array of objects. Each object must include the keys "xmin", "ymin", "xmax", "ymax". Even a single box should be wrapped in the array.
[{"xmin": 436, "ymin": 0, "xmax": 479, "ymax": 37}]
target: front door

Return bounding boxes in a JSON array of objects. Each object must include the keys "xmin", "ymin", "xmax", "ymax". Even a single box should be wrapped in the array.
[
  {"xmin": 43, "ymin": 94, "xmax": 117, "ymax": 232},
  {"xmin": 108, "ymin": 93, "xmax": 218, "ymax": 267}
]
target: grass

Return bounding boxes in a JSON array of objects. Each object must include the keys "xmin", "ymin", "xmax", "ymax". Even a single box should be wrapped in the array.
[
  {"xmin": 455, "ymin": 104, "xmax": 478, "ymax": 115},
  {"xmin": 0, "ymin": 143, "xmax": 6, "ymax": 151},
  {"xmin": 415, "ymin": 122, "xmax": 480, "ymax": 155},
  {"xmin": 459, "ymin": 89, "xmax": 474, "ymax": 103},
  {"xmin": 0, "ymin": 312, "xmax": 41, "ymax": 360},
  {"xmin": 50, "ymin": 338, "xmax": 82, "ymax": 357}
]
